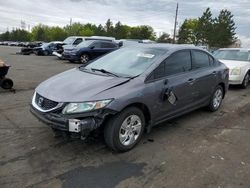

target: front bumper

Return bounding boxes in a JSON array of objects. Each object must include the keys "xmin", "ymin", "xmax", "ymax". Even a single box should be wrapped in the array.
[
  {"xmin": 229, "ymin": 75, "xmax": 244, "ymax": 85},
  {"xmin": 30, "ymin": 105, "xmax": 117, "ymax": 135},
  {"xmin": 52, "ymin": 51, "xmax": 63, "ymax": 59},
  {"xmin": 62, "ymin": 53, "xmax": 79, "ymax": 61}
]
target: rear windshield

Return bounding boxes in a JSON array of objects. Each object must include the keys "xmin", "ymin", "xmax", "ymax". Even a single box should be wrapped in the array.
[
  {"xmin": 214, "ymin": 50, "xmax": 250, "ymax": 61},
  {"xmin": 85, "ymin": 47, "xmax": 166, "ymax": 77}
]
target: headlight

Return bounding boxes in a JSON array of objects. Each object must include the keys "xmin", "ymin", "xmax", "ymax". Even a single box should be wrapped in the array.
[
  {"xmin": 230, "ymin": 67, "xmax": 241, "ymax": 75},
  {"xmin": 62, "ymin": 99, "xmax": 112, "ymax": 114}
]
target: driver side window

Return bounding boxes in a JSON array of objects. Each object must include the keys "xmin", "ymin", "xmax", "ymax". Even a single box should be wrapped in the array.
[{"xmin": 153, "ymin": 50, "xmax": 192, "ymax": 79}]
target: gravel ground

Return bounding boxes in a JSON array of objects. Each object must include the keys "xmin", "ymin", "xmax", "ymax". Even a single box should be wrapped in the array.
[{"xmin": 0, "ymin": 46, "xmax": 250, "ymax": 188}]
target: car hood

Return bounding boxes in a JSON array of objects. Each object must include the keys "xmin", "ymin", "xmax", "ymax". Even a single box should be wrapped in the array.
[
  {"xmin": 36, "ymin": 68, "xmax": 130, "ymax": 102},
  {"xmin": 219, "ymin": 59, "xmax": 250, "ymax": 69}
]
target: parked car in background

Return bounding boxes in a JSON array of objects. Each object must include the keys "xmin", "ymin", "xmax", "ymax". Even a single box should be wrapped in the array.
[
  {"xmin": 62, "ymin": 40, "xmax": 118, "ymax": 63},
  {"xmin": 30, "ymin": 44, "xmax": 229, "ymax": 152},
  {"xmin": 33, "ymin": 41, "xmax": 64, "ymax": 56},
  {"xmin": 53, "ymin": 36, "xmax": 116, "ymax": 58},
  {"xmin": 214, "ymin": 48, "xmax": 250, "ymax": 88},
  {"xmin": 19, "ymin": 41, "xmax": 44, "ymax": 55}
]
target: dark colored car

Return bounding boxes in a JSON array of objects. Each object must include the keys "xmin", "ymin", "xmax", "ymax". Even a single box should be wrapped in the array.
[
  {"xmin": 33, "ymin": 41, "xmax": 64, "ymax": 56},
  {"xmin": 20, "ymin": 41, "xmax": 44, "ymax": 55},
  {"xmin": 62, "ymin": 40, "xmax": 119, "ymax": 63},
  {"xmin": 30, "ymin": 44, "xmax": 229, "ymax": 152}
]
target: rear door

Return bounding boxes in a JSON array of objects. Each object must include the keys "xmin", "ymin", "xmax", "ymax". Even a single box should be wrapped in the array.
[
  {"xmin": 191, "ymin": 50, "xmax": 218, "ymax": 105},
  {"xmin": 100, "ymin": 42, "xmax": 117, "ymax": 54},
  {"xmin": 149, "ymin": 50, "xmax": 196, "ymax": 122}
]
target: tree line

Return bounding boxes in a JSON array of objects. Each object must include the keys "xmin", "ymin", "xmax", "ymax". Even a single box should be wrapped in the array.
[
  {"xmin": 0, "ymin": 8, "xmax": 237, "ymax": 48},
  {"xmin": 0, "ymin": 19, "xmax": 157, "ymax": 42},
  {"xmin": 178, "ymin": 8, "xmax": 236, "ymax": 48}
]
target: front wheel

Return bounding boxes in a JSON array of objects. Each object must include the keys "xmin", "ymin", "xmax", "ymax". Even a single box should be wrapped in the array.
[
  {"xmin": 43, "ymin": 50, "xmax": 49, "ymax": 56},
  {"xmin": 104, "ymin": 107, "xmax": 145, "ymax": 152},
  {"xmin": 241, "ymin": 72, "xmax": 249, "ymax": 89},
  {"xmin": 208, "ymin": 85, "xmax": 223, "ymax": 112}
]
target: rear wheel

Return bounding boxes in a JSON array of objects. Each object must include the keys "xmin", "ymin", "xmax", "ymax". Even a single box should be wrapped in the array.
[
  {"xmin": 80, "ymin": 54, "xmax": 89, "ymax": 64},
  {"xmin": 208, "ymin": 85, "xmax": 223, "ymax": 112},
  {"xmin": 104, "ymin": 107, "xmax": 145, "ymax": 152},
  {"xmin": 241, "ymin": 72, "xmax": 249, "ymax": 89}
]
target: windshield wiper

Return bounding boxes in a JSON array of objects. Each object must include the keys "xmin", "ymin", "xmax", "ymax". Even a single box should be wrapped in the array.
[{"xmin": 91, "ymin": 68, "xmax": 120, "ymax": 77}]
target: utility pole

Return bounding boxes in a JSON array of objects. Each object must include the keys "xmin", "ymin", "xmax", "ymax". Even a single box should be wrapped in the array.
[
  {"xmin": 70, "ymin": 18, "xmax": 72, "ymax": 27},
  {"xmin": 173, "ymin": 2, "xmax": 179, "ymax": 44}
]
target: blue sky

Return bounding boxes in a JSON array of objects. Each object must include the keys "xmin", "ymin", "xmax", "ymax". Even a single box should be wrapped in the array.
[{"xmin": 0, "ymin": 0, "xmax": 249, "ymax": 46}]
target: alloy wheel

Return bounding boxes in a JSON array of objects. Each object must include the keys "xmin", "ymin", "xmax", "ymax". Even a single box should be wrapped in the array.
[
  {"xmin": 80, "ymin": 54, "xmax": 89, "ymax": 64},
  {"xmin": 119, "ymin": 115, "xmax": 142, "ymax": 146},
  {"xmin": 213, "ymin": 88, "xmax": 223, "ymax": 109}
]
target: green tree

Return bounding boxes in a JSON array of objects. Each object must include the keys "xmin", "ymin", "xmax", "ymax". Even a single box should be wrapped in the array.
[
  {"xmin": 196, "ymin": 8, "xmax": 214, "ymax": 46},
  {"xmin": 64, "ymin": 23, "xmax": 84, "ymax": 36},
  {"xmin": 113, "ymin": 21, "xmax": 130, "ymax": 39},
  {"xmin": 130, "ymin": 25, "xmax": 155, "ymax": 40},
  {"xmin": 48, "ymin": 26, "xmax": 67, "ymax": 41},
  {"xmin": 95, "ymin": 24, "xmax": 106, "ymax": 36},
  {"xmin": 31, "ymin": 24, "xmax": 51, "ymax": 41},
  {"xmin": 105, "ymin": 19, "xmax": 114, "ymax": 36},
  {"xmin": 178, "ymin": 19, "xmax": 199, "ymax": 44},
  {"xmin": 213, "ymin": 9, "xmax": 236, "ymax": 47},
  {"xmin": 0, "ymin": 31, "xmax": 10, "ymax": 41},
  {"xmin": 157, "ymin": 32, "xmax": 172, "ymax": 43}
]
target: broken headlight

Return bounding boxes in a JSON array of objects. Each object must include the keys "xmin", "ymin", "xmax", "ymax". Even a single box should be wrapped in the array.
[{"xmin": 62, "ymin": 99, "xmax": 112, "ymax": 114}]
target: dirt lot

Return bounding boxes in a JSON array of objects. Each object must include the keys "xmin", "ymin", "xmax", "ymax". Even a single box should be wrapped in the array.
[{"xmin": 0, "ymin": 46, "xmax": 250, "ymax": 188}]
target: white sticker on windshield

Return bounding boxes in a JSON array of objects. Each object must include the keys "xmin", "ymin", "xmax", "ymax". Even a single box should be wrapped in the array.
[
  {"xmin": 239, "ymin": 49, "xmax": 249, "ymax": 52},
  {"xmin": 137, "ymin": 53, "xmax": 155, "ymax": 59}
]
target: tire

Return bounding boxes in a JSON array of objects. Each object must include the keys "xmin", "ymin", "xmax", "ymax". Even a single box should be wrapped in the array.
[
  {"xmin": 208, "ymin": 85, "xmax": 223, "ymax": 112},
  {"xmin": 241, "ymin": 72, "xmax": 249, "ymax": 89},
  {"xmin": 43, "ymin": 50, "xmax": 49, "ymax": 56},
  {"xmin": 0, "ymin": 78, "xmax": 14, "ymax": 89},
  {"xmin": 104, "ymin": 107, "xmax": 145, "ymax": 152},
  {"xmin": 80, "ymin": 54, "xmax": 89, "ymax": 64}
]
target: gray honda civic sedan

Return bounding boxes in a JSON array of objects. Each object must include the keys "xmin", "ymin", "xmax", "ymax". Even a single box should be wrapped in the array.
[{"xmin": 30, "ymin": 44, "xmax": 229, "ymax": 152}]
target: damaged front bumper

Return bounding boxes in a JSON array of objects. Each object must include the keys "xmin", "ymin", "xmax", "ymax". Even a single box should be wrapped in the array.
[{"xmin": 30, "ymin": 105, "xmax": 117, "ymax": 137}]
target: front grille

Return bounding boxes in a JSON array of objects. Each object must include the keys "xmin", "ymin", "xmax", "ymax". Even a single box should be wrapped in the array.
[{"xmin": 35, "ymin": 93, "xmax": 59, "ymax": 110}]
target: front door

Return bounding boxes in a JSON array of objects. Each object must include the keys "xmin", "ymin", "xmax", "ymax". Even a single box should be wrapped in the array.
[{"xmin": 151, "ymin": 50, "xmax": 196, "ymax": 123}]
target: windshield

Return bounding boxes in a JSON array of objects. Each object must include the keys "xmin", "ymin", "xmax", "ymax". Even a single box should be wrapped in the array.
[
  {"xmin": 214, "ymin": 50, "xmax": 250, "ymax": 61},
  {"xmin": 85, "ymin": 47, "xmax": 166, "ymax": 77},
  {"xmin": 76, "ymin": 41, "xmax": 93, "ymax": 48},
  {"xmin": 63, "ymin": 37, "xmax": 76, "ymax": 45},
  {"xmin": 41, "ymin": 43, "xmax": 49, "ymax": 48}
]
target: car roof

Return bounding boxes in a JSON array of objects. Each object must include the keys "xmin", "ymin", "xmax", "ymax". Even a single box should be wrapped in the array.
[
  {"xmin": 218, "ymin": 48, "xmax": 250, "ymax": 51},
  {"xmin": 125, "ymin": 43, "xmax": 207, "ymax": 52},
  {"xmin": 50, "ymin": 41, "xmax": 63, "ymax": 44}
]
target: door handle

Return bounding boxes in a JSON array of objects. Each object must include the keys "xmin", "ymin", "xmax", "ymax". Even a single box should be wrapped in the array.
[
  {"xmin": 187, "ymin": 78, "xmax": 195, "ymax": 84},
  {"xmin": 212, "ymin": 71, "xmax": 217, "ymax": 75}
]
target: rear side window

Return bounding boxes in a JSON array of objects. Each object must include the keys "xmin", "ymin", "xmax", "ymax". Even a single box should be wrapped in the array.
[
  {"xmin": 101, "ymin": 42, "xmax": 116, "ymax": 48},
  {"xmin": 192, "ymin": 50, "xmax": 210, "ymax": 69},
  {"xmin": 92, "ymin": 42, "xmax": 101, "ymax": 48}
]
